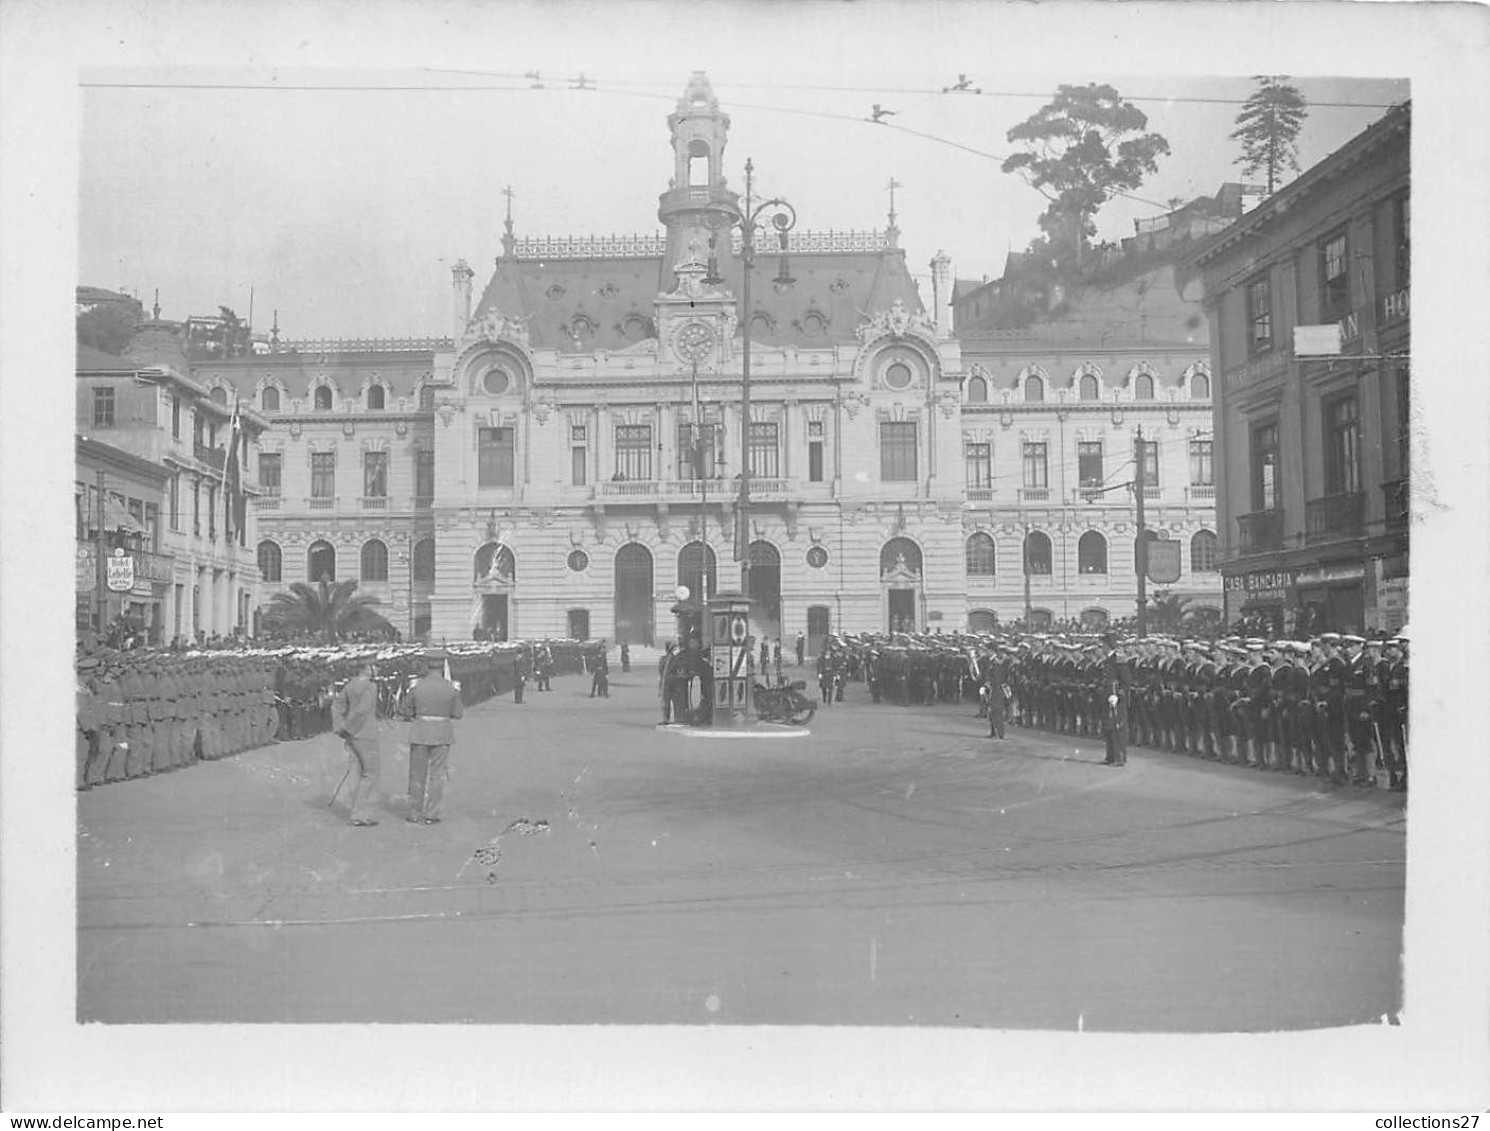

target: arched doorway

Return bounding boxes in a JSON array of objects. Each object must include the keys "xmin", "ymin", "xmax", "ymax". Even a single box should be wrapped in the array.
[
  {"xmin": 746, "ymin": 540, "xmax": 781, "ymax": 640},
  {"xmin": 676, "ymin": 541, "xmax": 717, "ymax": 604},
  {"xmin": 307, "ymin": 540, "xmax": 336, "ymax": 583},
  {"xmin": 968, "ymin": 609, "xmax": 998, "ymax": 633},
  {"xmin": 880, "ymin": 536, "xmax": 923, "ymax": 634},
  {"xmin": 567, "ymin": 608, "xmax": 590, "ymax": 640},
  {"xmin": 473, "ymin": 542, "xmax": 515, "ymax": 640},
  {"xmin": 614, "ymin": 542, "xmax": 654, "ymax": 645}
]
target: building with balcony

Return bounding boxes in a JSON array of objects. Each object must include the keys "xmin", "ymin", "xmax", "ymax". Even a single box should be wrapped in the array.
[
  {"xmin": 1190, "ymin": 102, "xmax": 1409, "ymax": 634},
  {"xmin": 75, "ymin": 436, "xmax": 173, "ymax": 642},
  {"xmin": 950, "ymin": 200, "xmax": 1228, "ymax": 629},
  {"xmin": 76, "ymin": 343, "xmax": 269, "ymax": 643}
]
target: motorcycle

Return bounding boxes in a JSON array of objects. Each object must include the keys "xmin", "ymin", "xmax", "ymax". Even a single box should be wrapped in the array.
[{"xmin": 752, "ymin": 679, "xmax": 817, "ymax": 726}]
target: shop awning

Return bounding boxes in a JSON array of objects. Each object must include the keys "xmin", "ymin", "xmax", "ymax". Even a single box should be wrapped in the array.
[{"xmin": 103, "ymin": 498, "xmax": 146, "ymax": 534}]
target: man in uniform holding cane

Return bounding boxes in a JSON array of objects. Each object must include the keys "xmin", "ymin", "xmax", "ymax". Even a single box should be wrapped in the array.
[{"xmin": 400, "ymin": 649, "xmax": 464, "ymax": 825}]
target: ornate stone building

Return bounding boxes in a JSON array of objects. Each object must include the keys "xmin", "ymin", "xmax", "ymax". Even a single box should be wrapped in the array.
[{"xmin": 196, "ymin": 72, "xmax": 1223, "ymax": 646}]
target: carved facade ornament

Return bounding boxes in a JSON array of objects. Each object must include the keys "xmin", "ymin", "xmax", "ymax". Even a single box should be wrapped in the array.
[
  {"xmin": 937, "ymin": 390, "xmax": 960, "ymax": 419},
  {"xmin": 437, "ymin": 402, "xmax": 457, "ymax": 427},
  {"xmin": 532, "ymin": 399, "xmax": 557, "ymax": 425},
  {"xmin": 880, "ymin": 553, "xmax": 923, "ymax": 585},
  {"xmin": 855, "ymin": 299, "xmax": 938, "ymax": 345},
  {"xmin": 467, "ymin": 308, "xmax": 533, "ymax": 348},
  {"xmin": 395, "ymin": 420, "xmax": 408, "ymax": 437}
]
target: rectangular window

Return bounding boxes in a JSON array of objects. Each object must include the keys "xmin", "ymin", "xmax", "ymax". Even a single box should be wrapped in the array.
[
  {"xmin": 415, "ymin": 449, "xmax": 435, "ymax": 498},
  {"xmin": 748, "ymin": 421, "xmax": 779, "ymax": 479},
  {"xmin": 1139, "ymin": 439, "xmax": 1160, "ymax": 487},
  {"xmin": 808, "ymin": 420, "xmax": 825, "ymax": 483},
  {"xmin": 568, "ymin": 425, "xmax": 587, "ymax": 487},
  {"xmin": 1247, "ymin": 275, "xmax": 1273, "ymax": 353},
  {"xmin": 964, "ymin": 442, "xmax": 992, "ymax": 489},
  {"xmin": 193, "ymin": 411, "xmax": 205, "ymax": 448},
  {"xmin": 1396, "ymin": 366, "xmax": 1410, "ymax": 477},
  {"xmin": 128, "ymin": 497, "xmax": 144, "ymax": 533},
  {"xmin": 1077, "ymin": 441, "xmax": 1104, "ymax": 488},
  {"xmin": 1021, "ymin": 441, "xmax": 1048, "ymax": 489},
  {"xmin": 1189, "ymin": 439, "xmax": 1214, "ymax": 486},
  {"xmin": 144, "ymin": 503, "xmax": 160, "ymax": 551},
  {"xmin": 258, "ymin": 452, "xmax": 281, "ymax": 494},
  {"xmin": 1396, "ymin": 194, "xmax": 1410, "ymax": 288},
  {"xmin": 879, "ymin": 422, "xmax": 918, "ymax": 482},
  {"xmin": 192, "ymin": 479, "xmax": 201, "ymax": 536},
  {"xmin": 363, "ymin": 451, "xmax": 388, "ymax": 498},
  {"xmin": 169, "ymin": 475, "xmax": 180, "ymax": 530},
  {"xmin": 677, "ymin": 420, "xmax": 714, "ymax": 480},
  {"xmin": 172, "ymin": 395, "xmax": 181, "ymax": 439},
  {"xmin": 310, "ymin": 451, "xmax": 335, "ymax": 499},
  {"xmin": 1324, "ymin": 395, "xmax": 1361, "ymax": 496},
  {"xmin": 478, "ymin": 427, "xmax": 516, "ymax": 487},
  {"xmin": 1251, "ymin": 422, "xmax": 1279, "ymax": 511},
  {"xmin": 206, "ymin": 483, "xmax": 216, "ymax": 541},
  {"xmin": 75, "ymin": 484, "xmax": 86, "ymax": 540},
  {"xmin": 93, "ymin": 387, "xmax": 115, "ymax": 427},
  {"xmin": 1320, "ymin": 230, "xmax": 1350, "ymax": 318},
  {"xmin": 613, "ymin": 424, "xmax": 652, "ymax": 482}
]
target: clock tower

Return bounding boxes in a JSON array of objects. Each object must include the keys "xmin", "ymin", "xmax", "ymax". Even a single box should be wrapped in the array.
[{"xmin": 658, "ymin": 72, "xmax": 742, "ymax": 294}]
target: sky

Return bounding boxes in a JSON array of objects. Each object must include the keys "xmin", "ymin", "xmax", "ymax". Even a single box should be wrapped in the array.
[{"xmin": 80, "ymin": 57, "xmax": 1405, "ymax": 340}]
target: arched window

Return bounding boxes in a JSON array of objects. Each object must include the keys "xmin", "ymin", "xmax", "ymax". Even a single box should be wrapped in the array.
[
  {"xmin": 1135, "ymin": 372, "xmax": 1155, "ymax": 400},
  {"xmin": 257, "ymin": 539, "xmax": 282, "ymax": 583},
  {"xmin": 307, "ymin": 540, "xmax": 336, "ymax": 583},
  {"xmin": 474, "ymin": 542, "xmax": 516, "ymax": 584},
  {"xmin": 1191, "ymin": 373, "xmax": 1211, "ymax": 400},
  {"xmin": 418, "ymin": 385, "xmax": 435, "ymax": 411},
  {"xmin": 313, "ymin": 384, "xmax": 332, "ymax": 410},
  {"xmin": 1081, "ymin": 607, "xmax": 1110, "ymax": 629},
  {"xmin": 880, "ymin": 536, "xmax": 923, "ymax": 577},
  {"xmin": 687, "ymin": 138, "xmax": 710, "ymax": 187},
  {"xmin": 965, "ymin": 532, "xmax": 996, "ymax": 576},
  {"xmin": 1024, "ymin": 531, "xmax": 1052, "ymax": 575},
  {"xmin": 412, "ymin": 537, "xmax": 435, "ymax": 582},
  {"xmin": 1078, "ymin": 530, "xmax": 1108, "ymax": 574},
  {"xmin": 210, "ymin": 387, "xmax": 227, "ymax": 405},
  {"xmin": 1079, "ymin": 374, "xmax": 1099, "ymax": 401},
  {"xmin": 1024, "ymin": 374, "xmax": 1044, "ymax": 403},
  {"xmin": 966, "ymin": 376, "xmax": 988, "ymax": 404},
  {"xmin": 261, "ymin": 386, "xmax": 280, "ymax": 411},
  {"xmin": 1191, "ymin": 529, "xmax": 1219, "ymax": 572},
  {"xmin": 366, "ymin": 384, "xmax": 385, "ymax": 410},
  {"xmin": 361, "ymin": 539, "xmax": 389, "ymax": 582}
]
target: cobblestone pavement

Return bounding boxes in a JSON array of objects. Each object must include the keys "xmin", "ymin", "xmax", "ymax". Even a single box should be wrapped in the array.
[{"xmin": 77, "ymin": 665, "xmax": 1405, "ymax": 1030}]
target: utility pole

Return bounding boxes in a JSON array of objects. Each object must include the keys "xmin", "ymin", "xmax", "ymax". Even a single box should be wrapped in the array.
[
  {"xmin": 1134, "ymin": 424, "xmax": 1148, "ymax": 637},
  {"xmin": 94, "ymin": 469, "xmax": 109, "ymax": 637},
  {"xmin": 738, "ymin": 161, "xmax": 755, "ymax": 600}
]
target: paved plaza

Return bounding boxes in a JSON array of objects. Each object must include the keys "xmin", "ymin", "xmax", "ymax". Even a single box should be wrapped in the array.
[{"xmin": 77, "ymin": 658, "xmax": 1405, "ymax": 1030}]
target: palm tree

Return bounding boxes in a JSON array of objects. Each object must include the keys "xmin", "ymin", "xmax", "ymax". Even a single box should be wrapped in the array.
[
  {"xmin": 261, "ymin": 579, "xmax": 394, "ymax": 642},
  {"xmin": 1147, "ymin": 591, "xmax": 1193, "ymax": 632}
]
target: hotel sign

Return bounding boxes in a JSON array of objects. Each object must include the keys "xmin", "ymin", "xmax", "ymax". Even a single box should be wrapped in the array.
[
  {"xmin": 1380, "ymin": 287, "xmax": 1409, "ymax": 325},
  {"xmin": 1223, "ymin": 350, "xmax": 1288, "ymax": 392}
]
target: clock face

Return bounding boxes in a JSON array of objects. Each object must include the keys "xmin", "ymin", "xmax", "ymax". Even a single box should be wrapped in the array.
[{"xmin": 674, "ymin": 320, "xmax": 716, "ymax": 362}]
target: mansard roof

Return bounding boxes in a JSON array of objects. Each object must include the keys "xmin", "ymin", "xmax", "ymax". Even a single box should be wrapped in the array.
[{"xmin": 472, "ymin": 237, "xmax": 924, "ymax": 351}]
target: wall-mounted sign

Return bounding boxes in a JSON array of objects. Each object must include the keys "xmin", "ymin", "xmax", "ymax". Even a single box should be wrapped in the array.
[
  {"xmin": 76, "ymin": 546, "xmax": 95, "ymax": 592},
  {"xmin": 1145, "ymin": 539, "xmax": 1182, "ymax": 585},
  {"xmin": 106, "ymin": 548, "xmax": 134, "ymax": 593}
]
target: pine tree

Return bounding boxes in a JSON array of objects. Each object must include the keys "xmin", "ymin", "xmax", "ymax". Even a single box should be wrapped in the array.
[
  {"xmin": 1230, "ymin": 76, "xmax": 1308, "ymax": 195},
  {"xmin": 1002, "ymin": 83, "xmax": 1170, "ymax": 272}
]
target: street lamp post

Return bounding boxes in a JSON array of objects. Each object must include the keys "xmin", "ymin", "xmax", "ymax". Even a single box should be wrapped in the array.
[{"xmin": 714, "ymin": 157, "xmax": 796, "ymax": 599}]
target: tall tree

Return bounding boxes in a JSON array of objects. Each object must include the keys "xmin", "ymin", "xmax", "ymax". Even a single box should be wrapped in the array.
[
  {"xmin": 76, "ymin": 293, "xmax": 144, "ymax": 356},
  {"xmin": 261, "ymin": 580, "xmax": 394, "ymax": 642},
  {"xmin": 1002, "ymin": 83, "xmax": 1170, "ymax": 271},
  {"xmin": 1230, "ymin": 76, "xmax": 1308, "ymax": 195}
]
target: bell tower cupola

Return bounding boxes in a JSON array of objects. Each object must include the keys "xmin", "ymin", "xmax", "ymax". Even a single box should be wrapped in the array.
[{"xmin": 658, "ymin": 71, "xmax": 741, "ymax": 291}]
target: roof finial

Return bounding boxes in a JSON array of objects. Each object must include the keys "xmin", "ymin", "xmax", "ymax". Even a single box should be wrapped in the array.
[
  {"xmin": 886, "ymin": 177, "xmax": 903, "ymax": 249},
  {"xmin": 152, "ymin": 288, "xmax": 160, "ymax": 322},
  {"xmin": 270, "ymin": 309, "xmax": 280, "ymax": 350},
  {"xmin": 501, "ymin": 185, "xmax": 516, "ymax": 259}
]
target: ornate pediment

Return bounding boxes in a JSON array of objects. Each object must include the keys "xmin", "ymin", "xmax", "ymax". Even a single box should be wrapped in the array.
[
  {"xmin": 466, "ymin": 308, "xmax": 532, "ymax": 349},
  {"xmin": 855, "ymin": 299, "xmax": 938, "ymax": 345},
  {"xmin": 880, "ymin": 553, "xmax": 923, "ymax": 585}
]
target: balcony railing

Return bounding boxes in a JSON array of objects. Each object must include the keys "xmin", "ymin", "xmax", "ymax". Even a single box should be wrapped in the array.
[
  {"xmin": 253, "ymin": 495, "xmax": 280, "ymax": 510},
  {"xmin": 414, "ymin": 494, "xmax": 434, "ymax": 509},
  {"xmin": 1238, "ymin": 509, "xmax": 1285, "ymax": 553},
  {"xmin": 965, "ymin": 487, "xmax": 995, "ymax": 503},
  {"xmin": 1187, "ymin": 484, "xmax": 1217, "ymax": 501},
  {"xmin": 1306, "ymin": 491, "xmax": 1365, "ymax": 543},
  {"xmin": 133, "ymin": 548, "xmax": 175, "ymax": 584},
  {"xmin": 1141, "ymin": 486, "xmax": 1161, "ymax": 501},
  {"xmin": 307, "ymin": 496, "xmax": 336, "ymax": 510},
  {"xmin": 1077, "ymin": 487, "xmax": 1106, "ymax": 504},
  {"xmin": 1019, "ymin": 487, "xmax": 1051, "ymax": 503},
  {"xmin": 1382, "ymin": 479, "xmax": 1409, "ymax": 530},
  {"xmin": 360, "ymin": 495, "xmax": 388, "ymax": 509},
  {"xmin": 665, "ymin": 477, "xmax": 730, "ymax": 500},
  {"xmin": 598, "ymin": 479, "xmax": 661, "ymax": 500},
  {"xmin": 598, "ymin": 477, "xmax": 795, "ymax": 502},
  {"xmin": 193, "ymin": 443, "xmax": 226, "ymax": 471}
]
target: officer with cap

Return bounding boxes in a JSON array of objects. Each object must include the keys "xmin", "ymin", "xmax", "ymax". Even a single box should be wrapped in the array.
[{"xmin": 400, "ymin": 649, "xmax": 464, "ymax": 825}]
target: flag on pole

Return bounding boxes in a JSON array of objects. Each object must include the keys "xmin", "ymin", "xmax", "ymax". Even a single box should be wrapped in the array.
[{"xmin": 222, "ymin": 398, "xmax": 244, "ymax": 536}]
